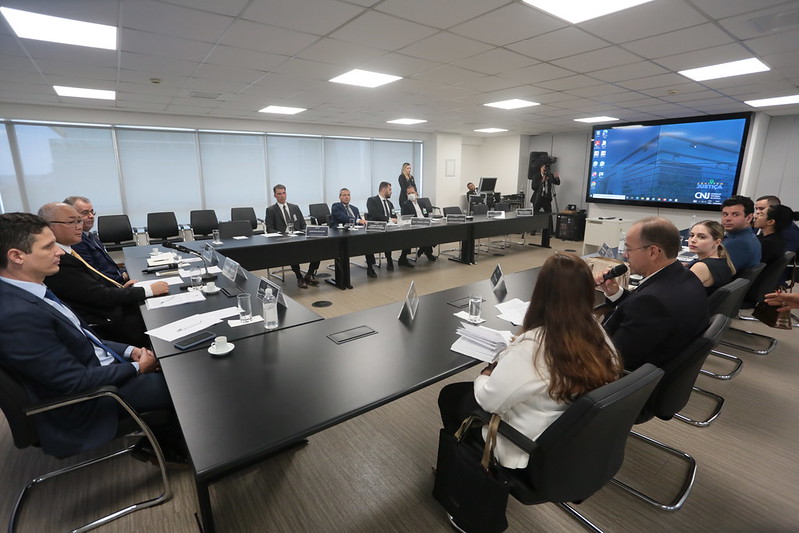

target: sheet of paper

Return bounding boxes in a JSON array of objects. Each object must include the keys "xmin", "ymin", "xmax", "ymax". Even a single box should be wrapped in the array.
[
  {"xmin": 227, "ymin": 315, "xmax": 264, "ymax": 327},
  {"xmin": 145, "ymin": 290, "xmax": 206, "ymax": 310},
  {"xmin": 146, "ymin": 252, "xmax": 178, "ymax": 266},
  {"xmin": 233, "ymin": 235, "xmax": 249, "ymax": 240},
  {"xmin": 259, "ymin": 233, "xmax": 282, "ymax": 238},
  {"xmin": 495, "ymin": 298, "xmax": 529, "ymax": 325},
  {"xmin": 450, "ymin": 337, "xmax": 498, "ymax": 363},
  {"xmin": 145, "ymin": 313, "xmax": 221, "ymax": 342},
  {"xmin": 453, "ymin": 310, "xmax": 485, "ymax": 324},
  {"xmin": 133, "ymin": 276, "xmax": 184, "ymax": 287},
  {"xmin": 177, "ymin": 265, "xmax": 222, "ymax": 278},
  {"xmin": 179, "ymin": 256, "xmax": 203, "ymax": 263},
  {"xmin": 203, "ymin": 307, "xmax": 239, "ymax": 321}
]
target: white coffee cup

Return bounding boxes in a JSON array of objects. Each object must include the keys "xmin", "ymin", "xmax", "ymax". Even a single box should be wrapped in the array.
[
  {"xmin": 150, "ymin": 247, "xmax": 159, "ymax": 256},
  {"xmin": 212, "ymin": 336, "xmax": 228, "ymax": 352},
  {"xmin": 204, "ymin": 281, "xmax": 217, "ymax": 292}
]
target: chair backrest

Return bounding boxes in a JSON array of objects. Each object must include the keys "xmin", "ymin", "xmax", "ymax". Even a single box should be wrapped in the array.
[
  {"xmin": 218, "ymin": 220, "xmax": 253, "ymax": 239},
  {"xmin": 641, "ymin": 314, "xmax": 729, "ymax": 422},
  {"xmin": 742, "ymin": 252, "xmax": 795, "ymax": 307},
  {"xmin": 146, "ymin": 212, "xmax": 180, "ymax": 240},
  {"xmin": 707, "ymin": 277, "xmax": 751, "ymax": 318},
  {"xmin": 190, "ymin": 209, "xmax": 219, "ymax": 237},
  {"xmin": 308, "ymin": 203, "xmax": 331, "ymax": 226},
  {"xmin": 96, "ymin": 215, "xmax": 134, "ymax": 247},
  {"xmin": 418, "ymin": 197, "xmax": 434, "ymax": 214},
  {"xmin": 495, "ymin": 202, "xmax": 510, "ymax": 212},
  {"xmin": 516, "ymin": 364, "xmax": 663, "ymax": 503},
  {"xmin": 0, "ymin": 365, "xmax": 39, "ymax": 449},
  {"xmin": 734, "ymin": 262, "xmax": 765, "ymax": 284},
  {"xmin": 443, "ymin": 206, "xmax": 462, "ymax": 216},
  {"xmin": 230, "ymin": 207, "xmax": 258, "ymax": 230},
  {"xmin": 471, "ymin": 204, "xmax": 489, "ymax": 216}
]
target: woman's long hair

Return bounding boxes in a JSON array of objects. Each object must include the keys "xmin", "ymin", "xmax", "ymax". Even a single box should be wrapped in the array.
[
  {"xmin": 694, "ymin": 220, "xmax": 736, "ymax": 276},
  {"xmin": 521, "ymin": 252, "xmax": 621, "ymax": 402}
]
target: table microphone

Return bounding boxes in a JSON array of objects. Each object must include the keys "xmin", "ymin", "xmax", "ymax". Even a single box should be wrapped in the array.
[
  {"xmin": 598, "ymin": 263, "xmax": 628, "ymax": 285},
  {"xmin": 161, "ymin": 240, "xmax": 218, "ymax": 281}
]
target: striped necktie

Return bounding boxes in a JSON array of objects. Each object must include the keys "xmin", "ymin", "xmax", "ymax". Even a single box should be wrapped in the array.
[{"xmin": 71, "ymin": 250, "xmax": 123, "ymax": 288}]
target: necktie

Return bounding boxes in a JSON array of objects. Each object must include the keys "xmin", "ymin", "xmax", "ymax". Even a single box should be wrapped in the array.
[
  {"xmin": 345, "ymin": 205, "xmax": 354, "ymax": 219},
  {"xmin": 89, "ymin": 233, "xmax": 123, "ymax": 277},
  {"xmin": 71, "ymin": 250, "xmax": 123, "ymax": 288},
  {"xmin": 383, "ymin": 199, "xmax": 390, "ymax": 217},
  {"xmin": 282, "ymin": 204, "xmax": 291, "ymax": 227}
]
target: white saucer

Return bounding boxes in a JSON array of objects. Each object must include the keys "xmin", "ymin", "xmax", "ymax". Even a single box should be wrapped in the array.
[
  {"xmin": 203, "ymin": 287, "xmax": 221, "ymax": 294},
  {"xmin": 208, "ymin": 342, "xmax": 234, "ymax": 356}
]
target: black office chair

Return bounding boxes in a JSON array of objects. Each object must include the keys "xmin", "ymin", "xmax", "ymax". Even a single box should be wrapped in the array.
[
  {"xmin": 442, "ymin": 206, "xmax": 463, "ymax": 216},
  {"xmin": 470, "ymin": 204, "xmax": 488, "ymax": 216},
  {"xmin": 308, "ymin": 203, "xmax": 331, "ymax": 226},
  {"xmin": 700, "ymin": 277, "xmax": 750, "ymax": 380},
  {"xmin": 611, "ymin": 314, "xmax": 729, "ymax": 511},
  {"xmin": 97, "ymin": 214, "xmax": 136, "ymax": 251},
  {"xmin": 190, "ymin": 209, "xmax": 219, "ymax": 240},
  {"xmin": 721, "ymin": 253, "xmax": 794, "ymax": 355},
  {"xmin": 230, "ymin": 207, "xmax": 265, "ymax": 235},
  {"xmin": 494, "ymin": 202, "xmax": 510, "ymax": 212},
  {"xmin": 462, "ymin": 364, "xmax": 663, "ymax": 531},
  {"xmin": 218, "ymin": 220, "xmax": 253, "ymax": 240},
  {"xmin": 0, "ymin": 365, "xmax": 171, "ymax": 532},
  {"xmin": 146, "ymin": 211, "xmax": 183, "ymax": 244}
]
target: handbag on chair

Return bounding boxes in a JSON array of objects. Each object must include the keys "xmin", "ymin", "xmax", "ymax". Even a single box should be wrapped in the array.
[{"xmin": 433, "ymin": 414, "xmax": 509, "ymax": 533}]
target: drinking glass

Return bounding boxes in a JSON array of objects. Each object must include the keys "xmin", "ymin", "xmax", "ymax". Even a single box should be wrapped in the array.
[
  {"xmin": 189, "ymin": 268, "xmax": 203, "ymax": 291},
  {"xmin": 237, "ymin": 293, "xmax": 252, "ymax": 323},
  {"xmin": 468, "ymin": 294, "xmax": 482, "ymax": 323}
]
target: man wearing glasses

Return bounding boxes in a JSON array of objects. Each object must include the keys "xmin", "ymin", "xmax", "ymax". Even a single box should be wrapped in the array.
[
  {"xmin": 594, "ymin": 217, "xmax": 708, "ymax": 370},
  {"xmin": 64, "ymin": 196, "xmax": 127, "ymax": 284},
  {"xmin": 37, "ymin": 202, "xmax": 168, "ymax": 347}
]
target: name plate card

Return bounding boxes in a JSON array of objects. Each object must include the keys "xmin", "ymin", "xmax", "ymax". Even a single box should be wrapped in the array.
[
  {"xmin": 446, "ymin": 214, "xmax": 467, "ymax": 223},
  {"xmin": 257, "ymin": 277, "xmax": 287, "ymax": 307},
  {"xmin": 221, "ymin": 257, "xmax": 241, "ymax": 282},
  {"xmin": 305, "ymin": 225, "xmax": 330, "ymax": 237},
  {"xmin": 366, "ymin": 221, "xmax": 388, "ymax": 232},
  {"xmin": 516, "ymin": 208, "xmax": 534, "ymax": 216},
  {"xmin": 486, "ymin": 211, "xmax": 504, "ymax": 219},
  {"xmin": 410, "ymin": 217, "xmax": 432, "ymax": 227}
]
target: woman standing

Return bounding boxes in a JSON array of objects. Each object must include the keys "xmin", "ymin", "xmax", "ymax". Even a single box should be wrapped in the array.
[
  {"xmin": 686, "ymin": 220, "xmax": 735, "ymax": 295},
  {"xmin": 437, "ymin": 252, "xmax": 620, "ymax": 469},
  {"xmin": 397, "ymin": 162, "xmax": 416, "ymax": 205}
]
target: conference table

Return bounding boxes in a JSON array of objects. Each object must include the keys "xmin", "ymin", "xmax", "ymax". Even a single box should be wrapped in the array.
[
  {"xmin": 180, "ymin": 213, "xmax": 552, "ymax": 289},
  {"xmin": 156, "ymin": 267, "xmax": 543, "ymax": 532}
]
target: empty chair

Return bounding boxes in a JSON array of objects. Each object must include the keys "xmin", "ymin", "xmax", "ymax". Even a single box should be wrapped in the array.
[
  {"xmin": 442, "ymin": 206, "xmax": 463, "ymax": 216},
  {"xmin": 146, "ymin": 211, "xmax": 182, "ymax": 243},
  {"xmin": 0, "ymin": 365, "xmax": 171, "ymax": 532},
  {"xmin": 470, "ymin": 204, "xmax": 488, "ymax": 216},
  {"xmin": 97, "ymin": 214, "xmax": 136, "ymax": 251},
  {"xmin": 700, "ymin": 277, "xmax": 751, "ymax": 379},
  {"xmin": 218, "ymin": 220, "xmax": 253, "ymax": 240},
  {"xmin": 230, "ymin": 207, "xmax": 264, "ymax": 235},
  {"xmin": 308, "ymin": 203, "xmax": 331, "ymax": 226},
  {"xmin": 190, "ymin": 209, "xmax": 219, "ymax": 240},
  {"xmin": 494, "ymin": 202, "xmax": 510, "ymax": 212}
]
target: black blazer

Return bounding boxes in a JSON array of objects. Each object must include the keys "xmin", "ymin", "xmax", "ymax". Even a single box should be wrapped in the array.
[
  {"xmin": 329, "ymin": 202, "xmax": 361, "ymax": 226},
  {"xmin": 265, "ymin": 203, "xmax": 308, "ymax": 233},
  {"xmin": 0, "ymin": 280, "xmax": 136, "ymax": 457},
  {"xmin": 401, "ymin": 199, "xmax": 430, "ymax": 217},
  {"xmin": 366, "ymin": 195, "xmax": 395, "ymax": 222},
  {"xmin": 603, "ymin": 261, "xmax": 709, "ymax": 370}
]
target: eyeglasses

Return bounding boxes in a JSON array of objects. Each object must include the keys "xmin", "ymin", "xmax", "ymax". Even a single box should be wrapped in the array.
[
  {"xmin": 623, "ymin": 243, "xmax": 654, "ymax": 253},
  {"xmin": 50, "ymin": 219, "xmax": 83, "ymax": 226},
  {"xmin": 79, "ymin": 209, "xmax": 96, "ymax": 216}
]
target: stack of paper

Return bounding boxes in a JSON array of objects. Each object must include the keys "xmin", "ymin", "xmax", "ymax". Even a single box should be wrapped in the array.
[
  {"xmin": 450, "ymin": 322, "xmax": 513, "ymax": 363},
  {"xmin": 147, "ymin": 252, "xmax": 177, "ymax": 267},
  {"xmin": 495, "ymin": 298, "xmax": 529, "ymax": 325}
]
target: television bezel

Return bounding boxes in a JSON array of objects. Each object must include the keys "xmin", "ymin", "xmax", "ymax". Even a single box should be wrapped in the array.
[{"xmin": 584, "ymin": 112, "xmax": 753, "ymax": 212}]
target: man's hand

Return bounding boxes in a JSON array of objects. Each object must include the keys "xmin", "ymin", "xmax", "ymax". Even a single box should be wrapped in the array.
[
  {"xmin": 134, "ymin": 348, "xmax": 160, "ymax": 373},
  {"xmin": 594, "ymin": 268, "xmax": 621, "ymax": 297},
  {"xmin": 149, "ymin": 281, "xmax": 169, "ymax": 296}
]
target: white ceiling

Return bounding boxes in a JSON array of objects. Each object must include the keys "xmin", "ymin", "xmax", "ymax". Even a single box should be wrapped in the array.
[{"xmin": 1, "ymin": 0, "xmax": 798, "ymax": 136}]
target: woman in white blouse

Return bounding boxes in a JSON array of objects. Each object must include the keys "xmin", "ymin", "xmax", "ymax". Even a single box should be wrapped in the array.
[{"xmin": 438, "ymin": 252, "xmax": 621, "ymax": 469}]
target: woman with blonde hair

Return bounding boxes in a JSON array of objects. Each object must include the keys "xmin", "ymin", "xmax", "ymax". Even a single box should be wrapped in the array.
[
  {"xmin": 437, "ymin": 252, "xmax": 621, "ymax": 469},
  {"xmin": 686, "ymin": 220, "xmax": 735, "ymax": 295}
]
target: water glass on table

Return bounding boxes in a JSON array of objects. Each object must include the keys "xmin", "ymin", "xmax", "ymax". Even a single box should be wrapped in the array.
[
  {"xmin": 189, "ymin": 267, "xmax": 203, "ymax": 291},
  {"xmin": 468, "ymin": 294, "xmax": 482, "ymax": 323},
  {"xmin": 237, "ymin": 293, "xmax": 252, "ymax": 323}
]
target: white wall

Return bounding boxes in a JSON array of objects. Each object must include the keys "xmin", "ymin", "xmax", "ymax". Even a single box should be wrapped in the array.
[
  {"xmin": 756, "ymin": 115, "xmax": 799, "ymax": 208},
  {"xmin": 425, "ymin": 133, "xmax": 463, "ymax": 211}
]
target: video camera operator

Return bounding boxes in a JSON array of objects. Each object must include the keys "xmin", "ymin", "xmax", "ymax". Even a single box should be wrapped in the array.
[{"xmin": 529, "ymin": 157, "xmax": 561, "ymax": 214}]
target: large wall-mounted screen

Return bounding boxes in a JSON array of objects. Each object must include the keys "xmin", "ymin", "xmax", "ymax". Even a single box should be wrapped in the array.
[{"xmin": 586, "ymin": 113, "xmax": 751, "ymax": 212}]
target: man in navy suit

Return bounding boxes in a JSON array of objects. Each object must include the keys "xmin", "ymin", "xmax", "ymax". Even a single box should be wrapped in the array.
[
  {"xmin": 329, "ymin": 187, "xmax": 378, "ymax": 279},
  {"xmin": 264, "ymin": 184, "xmax": 321, "ymax": 288},
  {"xmin": 0, "ymin": 213, "xmax": 178, "ymax": 459},
  {"xmin": 366, "ymin": 181, "xmax": 398, "ymax": 270},
  {"xmin": 64, "ymin": 195, "xmax": 127, "ymax": 284},
  {"xmin": 595, "ymin": 217, "xmax": 709, "ymax": 370}
]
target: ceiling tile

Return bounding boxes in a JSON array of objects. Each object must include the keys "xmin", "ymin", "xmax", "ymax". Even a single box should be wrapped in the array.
[
  {"xmin": 452, "ymin": 48, "xmax": 537, "ymax": 75},
  {"xmin": 450, "ymin": 3, "xmax": 566, "ymax": 46},
  {"xmin": 376, "ymin": 0, "xmax": 509, "ymax": 29},
  {"xmin": 621, "ymin": 23, "xmax": 734, "ymax": 59},
  {"xmin": 330, "ymin": 11, "xmax": 438, "ymax": 51},
  {"xmin": 122, "ymin": 0, "xmax": 233, "ymax": 42},
  {"xmin": 507, "ymin": 27, "xmax": 610, "ymax": 61},
  {"xmin": 241, "ymin": 0, "xmax": 364, "ymax": 36},
  {"xmin": 579, "ymin": 1, "xmax": 710, "ymax": 43},
  {"xmin": 551, "ymin": 46, "xmax": 641, "ymax": 73},
  {"xmin": 219, "ymin": 20, "xmax": 320, "ymax": 56},
  {"xmin": 399, "ymin": 32, "xmax": 494, "ymax": 64}
]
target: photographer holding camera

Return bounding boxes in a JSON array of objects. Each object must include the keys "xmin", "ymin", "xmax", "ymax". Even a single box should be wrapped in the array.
[{"xmin": 530, "ymin": 160, "xmax": 561, "ymax": 214}]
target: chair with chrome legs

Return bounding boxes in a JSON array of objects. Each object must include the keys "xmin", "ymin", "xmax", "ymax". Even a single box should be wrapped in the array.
[
  {"xmin": 611, "ymin": 314, "xmax": 729, "ymax": 512},
  {"xmin": 700, "ymin": 277, "xmax": 751, "ymax": 380}
]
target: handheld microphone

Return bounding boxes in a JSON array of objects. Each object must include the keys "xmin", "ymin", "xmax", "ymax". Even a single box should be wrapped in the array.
[
  {"xmin": 599, "ymin": 263, "xmax": 628, "ymax": 284},
  {"xmin": 161, "ymin": 240, "xmax": 217, "ymax": 281}
]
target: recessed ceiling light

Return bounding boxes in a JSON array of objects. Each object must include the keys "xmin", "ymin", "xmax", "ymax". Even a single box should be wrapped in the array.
[
  {"xmin": 329, "ymin": 69, "xmax": 402, "ymax": 88},
  {"xmin": 521, "ymin": 0, "xmax": 654, "ymax": 24},
  {"xmin": 259, "ymin": 105, "xmax": 306, "ymax": 115},
  {"xmin": 574, "ymin": 116, "xmax": 619, "ymax": 124},
  {"xmin": 1, "ymin": 7, "xmax": 116, "ymax": 50},
  {"xmin": 744, "ymin": 94, "xmax": 799, "ymax": 108},
  {"xmin": 484, "ymin": 99, "xmax": 539, "ymax": 110},
  {"xmin": 53, "ymin": 86, "xmax": 115, "ymax": 100},
  {"xmin": 387, "ymin": 118, "xmax": 428, "ymax": 125},
  {"xmin": 678, "ymin": 58, "xmax": 770, "ymax": 82},
  {"xmin": 474, "ymin": 128, "xmax": 508, "ymax": 134}
]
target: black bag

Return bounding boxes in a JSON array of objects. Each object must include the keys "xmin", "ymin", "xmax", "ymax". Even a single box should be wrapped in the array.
[{"xmin": 433, "ymin": 414, "xmax": 509, "ymax": 533}]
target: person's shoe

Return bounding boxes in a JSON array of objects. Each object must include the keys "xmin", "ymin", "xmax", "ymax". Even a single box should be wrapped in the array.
[
  {"xmin": 131, "ymin": 437, "xmax": 189, "ymax": 466},
  {"xmin": 398, "ymin": 257, "xmax": 415, "ymax": 268},
  {"xmin": 416, "ymin": 249, "xmax": 423, "ymax": 259},
  {"xmin": 386, "ymin": 260, "xmax": 394, "ymax": 271},
  {"xmin": 304, "ymin": 273, "xmax": 319, "ymax": 286},
  {"xmin": 426, "ymin": 253, "xmax": 437, "ymax": 262},
  {"xmin": 297, "ymin": 277, "xmax": 308, "ymax": 289},
  {"xmin": 367, "ymin": 266, "xmax": 377, "ymax": 278}
]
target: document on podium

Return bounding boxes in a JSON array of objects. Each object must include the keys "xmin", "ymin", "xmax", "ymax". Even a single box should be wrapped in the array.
[{"xmin": 450, "ymin": 322, "xmax": 512, "ymax": 363}]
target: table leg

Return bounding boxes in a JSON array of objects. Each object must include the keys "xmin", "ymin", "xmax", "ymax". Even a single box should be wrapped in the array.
[{"xmin": 196, "ymin": 477, "xmax": 215, "ymax": 533}]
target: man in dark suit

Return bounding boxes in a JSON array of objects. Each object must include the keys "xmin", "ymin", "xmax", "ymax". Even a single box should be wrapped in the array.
[
  {"xmin": 64, "ymin": 195, "xmax": 127, "ymax": 284},
  {"xmin": 595, "ymin": 217, "xmax": 709, "ymax": 370},
  {"xmin": 329, "ymin": 187, "xmax": 378, "ymax": 279},
  {"xmin": 366, "ymin": 181, "xmax": 398, "ymax": 269},
  {"xmin": 38, "ymin": 202, "xmax": 168, "ymax": 347},
  {"xmin": 529, "ymin": 163, "xmax": 561, "ymax": 213},
  {"xmin": 0, "ymin": 213, "xmax": 179, "ymax": 460},
  {"xmin": 400, "ymin": 184, "xmax": 436, "ymax": 264},
  {"xmin": 264, "ymin": 184, "xmax": 320, "ymax": 288}
]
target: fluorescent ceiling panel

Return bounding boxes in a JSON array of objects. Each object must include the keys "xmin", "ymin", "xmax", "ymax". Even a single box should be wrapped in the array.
[
  {"xmin": 1, "ymin": 6, "xmax": 117, "ymax": 50},
  {"xmin": 53, "ymin": 86, "xmax": 115, "ymax": 100},
  {"xmin": 745, "ymin": 94, "xmax": 799, "ymax": 108},
  {"xmin": 387, "ymin": 118, "xmax": 427, "ymax": 125},
  {"xmin": 474, "ymin": 128, "xmax": 508, "ymax": 133},
  {"xmin": 484, "ymin": 99, "xmax": 539, "ymax": 110},
  {"xmin": 521, "ymin": 0, "xmax": 655, "ymax": 24},
  {"xmin": 329, "ymin": 69, "xmax": 402, "ymax": 88},
  {"xmin": 259, "ymin": 105, "xmax": 306, "ymax": 115},
  {"xmin": 574, "ymin": 116, "xmax": 619, "ymax": 123},
  {"xmin": 679, "ymin": 58, "xmax": 770, "ymax": 82}
]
